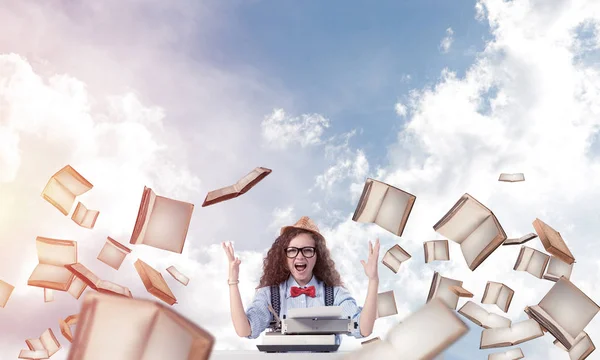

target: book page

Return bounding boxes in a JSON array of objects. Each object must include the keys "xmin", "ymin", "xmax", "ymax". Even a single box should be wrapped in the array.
[
  {"xmin": 385, "ymin": 298, "xmax": 468, "ymax": 359},
  {"xmin": 36, "ymin": 237, "xmax": 77, "ymax": 266},
  {"xmin": 389, "ymin": 244, "xmax": 411, "ymax": 263},
  {"xmin": 65, "ymin": 263, "xmax": 101, "ymax": 289},
  {"xmin": 498, "ymin": 173, "xmax": 525, "ymax": 182},
  {"xmin": 434, "ymin": 240, "xmax": 449, "ymax": 261},
  {"xmin": 375, "ymin": 186, "xmax": 412, "ymax": 236},
  {"xmin": 71, "ymin": 202, "xmax": 100, "ymax": 229},
  {"xmin": 60, "ymin": 315, "xmax": 78, "ymax": 343},
  {"xmin": 97, "ymin": 237, "xmax": 131, "ymax": 270},
  {"xmin": 18, "ymin": 349, "xmax": 49, "ymax": 359},
  {"xmin": 39, "ymin": 328, "xmax": 61, "ymax": 356},
  {"xmin": 527, "ymin": 249, "xmax": 550, "ymax": 278},
  {"xmin": 67, "ymin": 277, "xmax": 87, "ymax": 299},
  {"xmin": 514, "ymin": 246, "xmax": 533, "ymax": 271},
  {"xmin": 97, "ymin": 280, "xmax": 133, "ymax": 298},
  {"xmin": 354, "ymin": 180, "xmax": 388, "ymax": 224},
  {"xmin": 533, "ymin": 218, "xmax": 575, "ymax": 264},
  {"xmin": 0, "ymin": 279, "xmax": 14, "ymax": 308},
  {"xmin": 544, "ymin": 256, "xmax": 574, "ymax": 282},
  {"xmin": 538, "ymin": 278, "xmax": 600, "ymax": 340},
  {"xmin": 382, "ymin": 252, "xmax": 402, "ymax": 273},
  {"xmin": 503, "ymin": 233, "xmax": 537, "ymax": 246},
  {"xmin": 460, "ymin": 215, "xmax": 500, "ymax": 268},
  {"xmin": 496, "ymin": 285, "xmax": 514, "ymax": 312},
  {"xmin": 143, "ymin": 309, "xmax": 196, "ymax": 359},
  {"xmin": 488, "ymin": 348, "xmax": 524, "ymax": 360},
  {"xmin": 481, "ymin": 319, "xmax": 543, "ymax": 348},
  {"xmin": 435, "ymin": 196, "xmax": 491, "ymax": 243},
  {"xmin": 29, "ymin": 264, "xmax": 73, "ymax": 288},
  {"xmin": 142, "ymin": 195, "xmax": 194, "ymax": 254},
  {"xmin": 44, "ymin": 288, "xmax": 54, "ymax": 303},
  {"xmin": 486, "ymin": 313, "xmax": 512, "ymax": 329},
  {"xmin": 42, "ymin": 177, "xmax": 76, "ymax": 216},
  {"xmin": 26, "ymin": 338, "xmax": 44, "ymax": 351},
  {"xmin": 429, "ymin": 274, "xmax": 462, "ymax": 310},
  {"xmin": 569, "ymin": 334, "xmax": 595, "ymax": 360},
  {"xmin": 234, "ymin": 167, "xmax": 271, "ymax": 193},
  {"xmin": 54, "ymin": 165, "xmax": 93, "ymax": 196},
  {"xmin": 166, "ymin": 266, "xmax": 190, "ymax": 286},
  {"xmin": 376, "ymin": 290, "xmax": 397, "ymax": 318},
  {"xmin": 482, "ymin": 282, "xmax": 502, "ymax": 304}
]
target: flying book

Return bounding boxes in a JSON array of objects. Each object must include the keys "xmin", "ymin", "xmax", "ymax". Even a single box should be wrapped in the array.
[
  {"xmin": 543, "ymin": 255, "xmax": 574, "ymax": 282},
  {"xmin": 18, "ymin": 349, "xmax": 49, "ymax": 359},
  {"xmin": 426, "ymin": 271, "xmax": 470, "ymax": 310},
  {"xmin": 423, "ymin": 240, "xmax": 450, "ymax": 263},
  {"xmin": 524, "ymin": 277, "xmax": 600, "ymax": 350},
  {"xmin": 44, "ymin": 288, "xmax": 54, "ymax": 303},
  {"xmin": 482, "ymin": 281, "xmax": 514, "ymax": 313},
  {"xmin": 503, "ymin": 233, "xmax": 538, "ymax": 246},
  {"xmin": 71, "ymin": 202, "xmax": 100, "ymax": 229},
  {"xmin": 28, "ymin": 237, "xmax": 77, "ymax": 291},
  {"xmin": 130, "ymin": 186, "xmax": 194, "ymax": 254},
  {"xmin": 554, "ymin": 331, "xmax": 595, "ymax": 360},
  {"xmin": 433, "ymin": 193, "xmax": 507, "ymax": 271},
  {"xmin": 59, "ymin": 314, "xmax": 78, "ymax": 343},
  {"xmin": 513, "ymin": 245, "xmax": 549, "ymax": 279},
  {"xmin": 498, "ymin": 173, "xmax": 525, "ymax": 182},
  {"xmin": 361, "ymin": 337, "xmax": 381, "ymax": 346},
  {"xmin": 0, "ymin": 279, "xmax": 14, "ymax": 308},
  {"xmin": 67, "ymin": 277, "xmax": 88, "ymax": 300},
  {"xmin": 376, "ymin": 290, "xmax": 398, "ymax": 318},
  {"xmin": 65, "ymin": 263, "xmax": 132, "ymax": 298},
  {"xmin": 67, "ymin": 292, "xmax": 215, "ymax": 360},
  {"xmin": 480, "ymin": 319, "xmax": 544, "ymax": 349},
  {"xmin": 352, "ymin": 178, "xmax": 416, "ymax": 237},
  {"xmin": 97, "ymin": 237, "xmax": 131, "ymax": 270},
  {"xmin": 41, "ymin": 165, "xmax": 93, "ymax": 215},
  {"xmin": 25, "ymin": 328, "xmax": 61, "ymax": 358},
  {"xmin": 449, "ymin": 285, "xmax": 473, "ymax": 298},
  {"xmin": 458, "ymin": 301, "xmax": 511, "ymax": 329},
  {"xmin": 532, "ymin": 218, "xmax": 575, "ymax": 264},
  {"xmin": 488, "ymin": 348, "xmax": 524, "ymax": 360},
  {"xmin": 134, "ymin": 259, "xmax": 177, "ymax": 305},
  {"xmin": 381, "ymin": 244, "xmax": 411, "ymax": 273},
  {"xmin": 166, "ymin": 266, "xmax": 190, "ymax": 286},
  {"xmin": 202, "ymin": 167, "xmax": 272, "ymax": 207}
]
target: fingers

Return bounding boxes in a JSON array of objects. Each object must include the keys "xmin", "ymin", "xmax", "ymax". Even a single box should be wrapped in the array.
[
  {"xmin": 368, "ymin": 240, "xmax": 373, "ymax": 254},
  {"xmin": 222, "ymin": 241, "xmax": 235, "ymax": 261}
]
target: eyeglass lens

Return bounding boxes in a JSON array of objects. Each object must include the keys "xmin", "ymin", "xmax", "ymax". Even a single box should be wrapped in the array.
[{"xmin": 285, "ymin": 247, "xmax": 315, "ymax": 258}]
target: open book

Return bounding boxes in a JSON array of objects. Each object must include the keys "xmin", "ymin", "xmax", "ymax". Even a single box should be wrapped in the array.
[
  {"xmin": 458, "ymin": 301, "xmax": 511, "ymax": 329},
  {"xmin": 65, "ymin": 263, "xmax": 132, "ymax": 298},
  {"xmin": 426, "ymin": 272, "xmax": 470, "ymax": 310},
  {"xmin": 67, "ymin": 292, "xmax": 215, "ymax": 360},
  {"xmin": 59, "ymin": 314, "xmax": 78, "ymax": 343},
  {"xmin": 28, "ymin": 237, "xmax": 77, "ymax": 291},
  {"xmin": 384, "ymin": 298, "xmax": 468, "ymax": 359},
  {"xmin": 130, "ymin": 186, "xmax": 195, "ymax": 254},
  {"xmin": 524, "ymin": 277, "xmax": 600, "ymax": 350},
  {"xmin": 482, "ymin": 282, "xmax": 514, "ymax": 313},
  {"xmin": 498, "ymin": 173, "xmax": 525, "ymax": 182},
  {"xmin": 352, "ymin": 178, "xmax": 416, "ymax": 237},
  {"xmin": 18, "ymin": 349, "xmax": 49, "ymax": 359},
  {"xmin": 488, "ymin": 348, "xmax": 524, "ymax": 360},
  {"xmin": 533, "ymin": 218, "xmax": 575, "ymax": 264},
  {"xmin": 503, "ymin": 233, "xmax": 538, "ymax": 246},
  {"xmin": 381, "ymin": 244, "xmax": 411, "ymax": 273},
  {"xmin": 480, "ymin": 319, "xmax": 544, "ymax": 349},
  {"xmin": 25, "ymin": 328, "xmax": 61, "ymax": 358},
  {"xmin": 554, "ymin": 331, "xmax": 595, "ymax": 360},
  {"xmin": 134, "ymin": 259, "xmax": 177, "ymax": 305},
  {"xmin": 433, "ymin": 193, "xmax": 507, "ymax": 271},
  {"xmin": 166, "ymin": 266, "xmax": 190, "ymax": 286},
  {"xmin": 41, "ymin": 165, "xmax": 93, "ymax": 215},
  {"xmin": 0, "ymin": 279, "xmax": 14, "ymax": 308},
  {"xmin": 202, "ymin": 167, "xmax": 272, "ymax": 207},
  {"xmin": 377, "ymin": 290, "xmax": 398, "ymax": 318},
  {"xmin": 97, "ymin": 237, "xmax": 131, "ymax": 270},
  {"xmin": 513, "ymin": 246, "xmax": 549, "ymax": 279},
  {"xmin": 424, "ymin": 240, "xmax": 449, "ymax": 263},
  {"xmin": 71, "ymin": 202, "xmax": 100, "ymax": 229},
  {"xmin": 544, "ymin": 255, "xmax": 574, "ymax": 282}
]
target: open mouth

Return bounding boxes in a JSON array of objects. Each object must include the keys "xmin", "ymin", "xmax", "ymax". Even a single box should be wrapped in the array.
[{"xmin": 294, "ymin": 264, "xmax": 307, "ymax": 273}]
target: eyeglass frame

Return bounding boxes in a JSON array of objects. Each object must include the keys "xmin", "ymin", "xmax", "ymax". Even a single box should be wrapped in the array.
[{"xmin": 284, "ymin": 246, "xmax": 317, "ymax": 258}]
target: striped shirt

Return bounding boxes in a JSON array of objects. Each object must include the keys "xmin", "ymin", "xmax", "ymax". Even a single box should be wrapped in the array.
[{"xmin": 245, "ymin": 275, "xmax": 364, "ymax": 343}]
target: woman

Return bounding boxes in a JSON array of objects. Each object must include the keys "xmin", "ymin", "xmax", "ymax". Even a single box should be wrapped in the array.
[{"xmin": 222, "ymin": 216, "xmax": 380, "ymax": 341}]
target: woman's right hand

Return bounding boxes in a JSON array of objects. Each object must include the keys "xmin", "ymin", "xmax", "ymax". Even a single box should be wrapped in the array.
[{"xmin": 222, "ymin": 241, "xmax": 241, "ymax": 281}]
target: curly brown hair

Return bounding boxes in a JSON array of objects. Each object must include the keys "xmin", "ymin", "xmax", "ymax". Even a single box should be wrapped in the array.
[{"xmin": 256, "ymin": 227, "xmax": 345, "ymax": 289}]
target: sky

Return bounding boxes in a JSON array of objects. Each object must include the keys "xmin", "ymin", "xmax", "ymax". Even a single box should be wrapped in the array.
[{"xmin": 1, "ymin": 0, "xmax": 600, "ymax": 359}]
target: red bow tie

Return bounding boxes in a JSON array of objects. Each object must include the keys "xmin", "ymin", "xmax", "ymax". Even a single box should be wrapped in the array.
[{"xmin": 290, "ymin": 286, "xmax": 316, "ymax": 298}]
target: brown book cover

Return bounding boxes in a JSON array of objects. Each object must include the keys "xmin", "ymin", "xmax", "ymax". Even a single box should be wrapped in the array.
[
  {"xmin": 202, "ymin": 167, "xmax": 272, "ymax": 207},
  {"xmin": 532, "ymin": 218, "xmax": 575, "ymax": 264},
  {"xmin": 134, "ymin": 259, "xmax": 177, "ymax": 305}
]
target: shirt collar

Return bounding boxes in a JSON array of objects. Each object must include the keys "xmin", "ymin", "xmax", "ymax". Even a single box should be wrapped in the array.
[{"xmin": 285, "ymin": 275, "xmax": 320, "ymax": 299}]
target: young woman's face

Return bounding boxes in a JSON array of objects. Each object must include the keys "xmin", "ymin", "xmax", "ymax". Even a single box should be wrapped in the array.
[{"xmin": 286, "ymin": 233, "xmax": 317, "ymax": 285}]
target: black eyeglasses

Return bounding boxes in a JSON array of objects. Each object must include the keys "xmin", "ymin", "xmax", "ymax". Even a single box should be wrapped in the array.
[{"xmin": 285, "ymin": 247, "xmax": 316, "ymax": 258}]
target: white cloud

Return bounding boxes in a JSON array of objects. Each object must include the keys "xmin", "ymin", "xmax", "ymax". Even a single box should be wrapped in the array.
[
  {"xmin": 394, "ymin": 102, "xmax": 408, "ymax": 117},
  {"xmin": 261, "ymin": 108, "xmax": 330, "ymax": 150},
  {"xmin": 267, "ymin": 206, "xmax": 296, "ymax": 236},
  {"xmin": 440, "ymin": 27, "xmax": 455, "ymax": 53}
]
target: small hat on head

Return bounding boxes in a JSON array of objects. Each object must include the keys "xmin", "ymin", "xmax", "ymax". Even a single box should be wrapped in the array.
[{"xmin": 280, "ymin": 216, "xmax": 325, "ymax": 243}]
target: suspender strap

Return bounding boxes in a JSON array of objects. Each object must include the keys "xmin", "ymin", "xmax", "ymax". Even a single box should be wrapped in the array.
[
  {"xmin": 270, "ymin": 285, "xmax": 280, "ymax": 319},
  {"xmin": 325, "ymin": 285, "xmax": 334, "ymax": 306}
]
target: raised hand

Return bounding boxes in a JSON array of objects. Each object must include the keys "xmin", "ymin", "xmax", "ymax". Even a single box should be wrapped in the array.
[
  {"xmin": 222, "ymin": 241, "xmax": 241, "ymax": 281},
  {"xmin": 360, "ymin": 238, "xmax": 380, "ymax": 281}
]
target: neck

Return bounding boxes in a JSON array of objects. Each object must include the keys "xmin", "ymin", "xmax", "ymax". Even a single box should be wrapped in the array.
[{"xmin": 294, "ymin": 274, "xmax": 313, "ymax": 287}]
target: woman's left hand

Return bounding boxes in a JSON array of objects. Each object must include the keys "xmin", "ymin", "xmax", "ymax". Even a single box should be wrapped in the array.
[{"xmin": 360, "ymin": 238, "xmax": 380, "ymax": 281}]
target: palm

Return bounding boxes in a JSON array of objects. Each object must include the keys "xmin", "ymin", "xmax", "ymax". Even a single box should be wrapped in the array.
[
  {"xmin": 361, "ymin": 238, "xmax": 380, "ymax": 280},
  {"xmin": 222, "ymin": 241, "xmax": 241, "ymax": 280}
]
